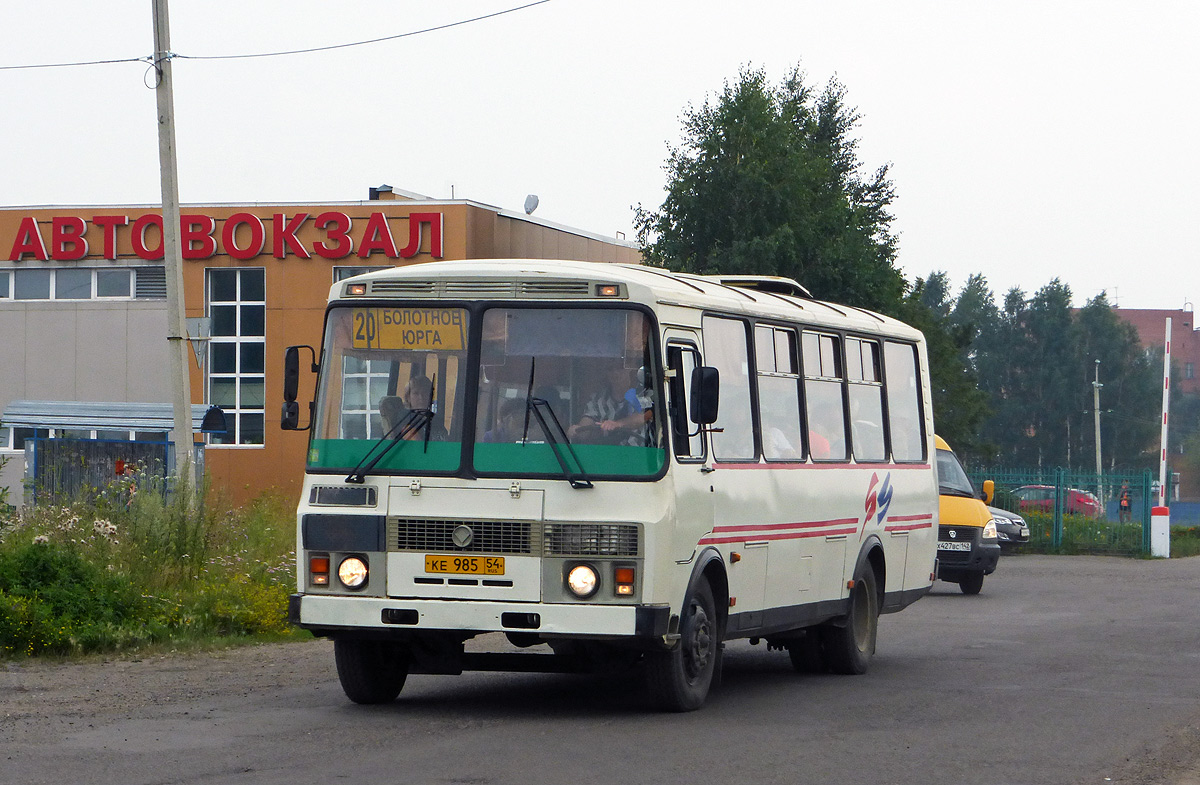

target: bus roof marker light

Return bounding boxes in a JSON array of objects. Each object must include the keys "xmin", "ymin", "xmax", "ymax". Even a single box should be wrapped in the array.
[
  {"xmin": 347, "ymin": 283, "xmax": 367, "ymax": 296},
  {"xmin": 596, "ymin": 284, "xmax": 620, "ymax": 297}
]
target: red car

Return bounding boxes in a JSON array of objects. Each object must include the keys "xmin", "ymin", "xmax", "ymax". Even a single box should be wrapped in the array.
[{"xmin": 1012, "ymin": 485, "xmax": 1102, "ymax": 517}]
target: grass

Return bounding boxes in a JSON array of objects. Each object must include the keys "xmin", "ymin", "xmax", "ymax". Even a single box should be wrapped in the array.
[
  {"xmin": 1005, "ymin": 509, "xmax": 1200, "ymax": 558},
  {"xmin": 0, "ymin": 464, "xmax": 308, "ymax": 659}
]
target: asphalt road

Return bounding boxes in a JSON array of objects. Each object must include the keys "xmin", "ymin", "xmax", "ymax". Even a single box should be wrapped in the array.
[{"xmin": 2, "ymin": 554, "xmax": 1199, "ymax": 785}]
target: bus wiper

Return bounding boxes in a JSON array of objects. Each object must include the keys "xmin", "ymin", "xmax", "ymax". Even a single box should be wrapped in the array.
[
  {"xmin": 527, "ymin": 398, "xmax": 593, "ymax": 490},
  {"xmin": 521, "ymin": 357, "xmax": 593, "ymax": 489},
  {"xmin": 345, "ymin": 408, "xmax": 433, "ymax": 484},
  {"xmin": 939, "ymin": 487, "xmax": 977, "ymax": 499}
]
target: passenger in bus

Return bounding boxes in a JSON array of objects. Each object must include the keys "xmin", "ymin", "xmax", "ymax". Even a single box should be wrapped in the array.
[
  {"xmin": 482, "ymin": 398, "xmax": 525, "ymax": 443},
  {"xmin": 760, "ymin": 397, "xmax": 802, "ymax": 460},
  {"xmin": 379, "ymin": 375, "xmax": 448, "ymax": 440},
  {"xmin": 378, "ymin": 395, "xmax": 406, "ymax": 435},
  {"xmin": 808, "ymin": 428, "xmax": 832, "ymax": 459},
  {"xmin": 568, "ymin": 362, "xmax": 653, "ymax": 446}
]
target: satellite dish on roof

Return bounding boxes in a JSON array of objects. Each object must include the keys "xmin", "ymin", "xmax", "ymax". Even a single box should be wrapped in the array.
[{"xmin": 524, "ymin": 194, "xmax": 539, "ymax": 215}]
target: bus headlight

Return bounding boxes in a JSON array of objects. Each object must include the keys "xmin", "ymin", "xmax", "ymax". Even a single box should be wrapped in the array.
[
  {"xmin": 983, "ymin": 520, "xmax": 999, "ymax": 540},
  {"xmin": 566, "ymin": 564, "xmax": 599, "ymax": 598},
  {"xmin": 338, "ymin": 556, "xmax": 369, "ymax": 589}
]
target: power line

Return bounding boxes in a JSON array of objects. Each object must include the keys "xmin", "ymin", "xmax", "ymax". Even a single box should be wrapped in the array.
[
  {"xmin": 0, "ymin": 56, "xmax": 150, "ymax": 72},
  {"xmin": 178, "ymin": 0, "xmax": 551, "ymax": 62},
  {"xmin": 0, "ymin": 0, "xmax": 551, "ymax": 72}
]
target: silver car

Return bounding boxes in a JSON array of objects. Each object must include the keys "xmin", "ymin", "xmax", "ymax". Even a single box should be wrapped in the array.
[{"xmin": 989, "ymin": 506, "xmax": 1030, "ymax": 550}]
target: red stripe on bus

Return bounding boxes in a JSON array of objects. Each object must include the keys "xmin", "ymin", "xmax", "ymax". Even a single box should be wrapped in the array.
[
  {"xmin": 699, "ymin": 527, "xmax": 860, "ymax": 545},
  {"xmin": 711, "ymin": 518, "xmax": 859, "ymax": 534}
]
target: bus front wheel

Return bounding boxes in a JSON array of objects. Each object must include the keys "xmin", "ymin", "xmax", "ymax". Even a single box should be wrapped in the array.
[
  {"xmin": 646, "ymin": 578, "xmax": 719, "ymax": 712},
  {"xmin": 822, "ymin": 565, "xmax": 879, "ymax": 675},
  {"xmin": 334, "ymin": 638, "xmax": 410, "ymax": 704}
]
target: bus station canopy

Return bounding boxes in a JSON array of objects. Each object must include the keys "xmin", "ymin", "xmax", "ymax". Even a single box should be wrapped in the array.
[{"xmin": 1, "ymin": 400, "xmax": 212, "ymax": 433}]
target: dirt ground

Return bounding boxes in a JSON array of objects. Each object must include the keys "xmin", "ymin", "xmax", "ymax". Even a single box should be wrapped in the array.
[{"xmin": 3, "ymin": 556, "xmax": 1200, "ymax": 785}]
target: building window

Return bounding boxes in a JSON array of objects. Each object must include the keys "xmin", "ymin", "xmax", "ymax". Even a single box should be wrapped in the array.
[
  {"xmin": 11, "ymin": 428, "xmax": 49, "ymax": 451},
  {"xmin": 1187, "ymin": 362, "xmax": 1196, "ymax": 380},
  {"xmin": 207, "ymin": 268, "xmax": 266, "ymax": 446},
  {"xmin": 4, "ymin": 268, "xmax": 137, "ymax": 301},
  {"xmin": 14, "ymin": 269, "xmax": 51, "ymax": 299},
  {"xmin": 340, "ymin": 356, "xmax": 392, "ymax": 440}
]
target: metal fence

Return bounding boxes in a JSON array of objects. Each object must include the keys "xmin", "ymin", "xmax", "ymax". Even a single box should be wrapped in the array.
[
  {"xmin": 25, "ymin": 438, "xmax": 172, "ymax": 506},
  {"xmin": 965, "ymin": 466, "xmax": 1156, "ymax": 555}
]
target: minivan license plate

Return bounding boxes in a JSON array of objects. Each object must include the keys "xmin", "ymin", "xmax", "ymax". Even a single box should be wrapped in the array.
[{"xmin": 937, "ymin": 541, "xmax": 972, "ymax": 552}]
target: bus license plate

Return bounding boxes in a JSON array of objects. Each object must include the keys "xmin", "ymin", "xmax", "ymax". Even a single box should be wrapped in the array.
[
  {"xmin": 937, "ymin": 541, "xmax": 972, "ymax": 552},
  {"xmin": 424, "ymin": 555, "xmax": 505, "ymax": 575}
]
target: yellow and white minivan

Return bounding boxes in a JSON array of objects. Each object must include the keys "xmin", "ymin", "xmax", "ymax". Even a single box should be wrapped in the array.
[{"xmin": 934, "ymin": 435, "xmax": 1000, "ymax": 594}]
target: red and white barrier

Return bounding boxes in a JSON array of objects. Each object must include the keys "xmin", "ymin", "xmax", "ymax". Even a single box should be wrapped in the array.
[{"xmin": 1151, "ymin": 506, "xmax": 1170, "ymax": 558}]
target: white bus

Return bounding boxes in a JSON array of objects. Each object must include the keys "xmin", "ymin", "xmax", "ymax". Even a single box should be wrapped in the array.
[{"xmin": 283, "ymin": 259, "xmax": 938, "ymax": 711}]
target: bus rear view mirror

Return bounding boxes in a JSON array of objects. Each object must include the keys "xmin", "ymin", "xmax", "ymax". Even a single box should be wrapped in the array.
[
  {"xmin": 282, "ymin": 345, "xmax": 318, "ymax": 431},
  {"xmin": 690, "ymin": 366, "xmax": 719, "ymax": 425},
  {"xmin": 284, "ymin": 346, "xmax": 301, "ymax": 403},
  {"xmin": 281, "ymin": 400, "xmax": 300, "ymax": 430}
]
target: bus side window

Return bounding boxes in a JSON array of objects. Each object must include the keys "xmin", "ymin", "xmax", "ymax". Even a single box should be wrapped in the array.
[
  {"xmin": 703, "ymin": 316, "xmax": 755, "ymax": 462},
  {"xmin": 847, "ymin": 338, "xmax": 885, "ymax": 462},
  {"xmin": 802, "ymin": 331, "xmax": 847, "ymax": 461},
  {"xmin": 755, "ymin": 325, "xmax": 803, "ymax": 461},
  {"xmin": 666, "ymin": 344, "xmax": 705, "ymax": 460},
  {"xmin": 884, "ymin": 341, "xmax": 926, "ymax": 461}
]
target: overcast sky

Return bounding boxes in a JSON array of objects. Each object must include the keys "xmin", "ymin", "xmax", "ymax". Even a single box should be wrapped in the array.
[{"xmin": 2, "ymin": 0, "xmax": 1196, "ymax": 311}]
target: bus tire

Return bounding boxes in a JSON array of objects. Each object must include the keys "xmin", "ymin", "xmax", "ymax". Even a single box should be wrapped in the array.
[
  {"xmin": 786, "ymin": 629, "xmax": 826, "ymax": 673},
  {"xmin": 646, "ymin": 578, "xmax": 718, "ymax": 712},
  {"xmin": 822, "ymin": 565, "xmax": 879, "ymax": 675},
  {"xmin": 959, "ymin": 571, "xmax": 985, "ymax": 595},
  {"xmin": 334, "ymin": 638, "xmax": 410, "ymax": 704}
]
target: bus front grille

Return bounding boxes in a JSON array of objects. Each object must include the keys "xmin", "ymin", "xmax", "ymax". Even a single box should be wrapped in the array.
[
  {"xmin": 544, "ymin": 523, "xmax": 640, "ymax": 557},
  {"xmin": 391, "ymin": 518, "xmax": 535, "ymax": 554},
  {"xmin": 388, "ymin": 519, "xmax": 640, "ymax": 557}
]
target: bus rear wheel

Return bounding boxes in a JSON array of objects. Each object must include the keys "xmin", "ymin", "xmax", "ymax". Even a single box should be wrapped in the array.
[
  {"xmin": 646, "ymin": 578, "xmax": 719, "ymax": 712},
  {"xmin": 822, "ymin": 565, "xmax": 879, "ymax": 675},
  {"xmin": 334, "ymin": 638, "xmax": 410, "ymax": 704}
]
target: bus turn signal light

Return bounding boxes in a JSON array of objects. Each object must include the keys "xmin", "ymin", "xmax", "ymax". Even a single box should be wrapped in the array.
[
  {"xmin": 614, "ymin": 567, "xmax": 635, "ymax": 595},
  {"xmin": 310, "ymin": 556, "xmax": 330, "ymax": 585}
]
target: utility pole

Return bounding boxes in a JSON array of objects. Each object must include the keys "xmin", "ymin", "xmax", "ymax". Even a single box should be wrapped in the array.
[
  {"xmin": 152, "ymin": 0, "xmax": 197, "ymax": 491},
  {"xmin": 1093, "ymin": 359, "xmax": 1103, "ymax": 488}
]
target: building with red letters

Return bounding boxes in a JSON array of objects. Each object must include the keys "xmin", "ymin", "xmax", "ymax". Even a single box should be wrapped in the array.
[{"xmin": 0, "ymin": 188, "xmax": 639, "ymax": 506}]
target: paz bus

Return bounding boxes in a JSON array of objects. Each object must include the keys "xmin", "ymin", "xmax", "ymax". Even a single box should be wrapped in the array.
[{"xmin": 282, "ymin": 259, "xmax": 938, "ymax": 711}]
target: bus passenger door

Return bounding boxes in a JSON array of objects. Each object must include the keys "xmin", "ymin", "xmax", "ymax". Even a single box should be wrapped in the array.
[{"xmin": 664, "ymin": 338, "xmax": 715, "ymax": 565}]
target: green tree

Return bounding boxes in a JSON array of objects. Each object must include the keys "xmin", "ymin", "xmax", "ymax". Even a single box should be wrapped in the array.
[
  {"xmin": 1072, "ymin": 294, "xmax": 1160, "ymax": 471},
  {"xmin": 977, "ymin": 282, "xmax": 1076, "ymax": 467},
  {"xmin": 900, "ymin": 275, "xmax": 990, "ymax": 455},
  {"xmin": 635, "ymin": 64, "xmax": 905, "ymax": 313}
]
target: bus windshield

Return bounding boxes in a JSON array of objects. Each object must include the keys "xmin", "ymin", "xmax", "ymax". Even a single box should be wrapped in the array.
[
  {"xmin": 307, "ymin": 304, "xmax": 665, "ymax": 479},
  {"xmin": 474, "ymin": 307, "xmax": 664, "ymax": 479}
]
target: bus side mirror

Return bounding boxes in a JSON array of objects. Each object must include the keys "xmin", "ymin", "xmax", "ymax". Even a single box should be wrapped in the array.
[
  {"xmin": 690, "ymin": 366, "xmax": 719, "ymax": 425},
  {"xmin": 282, "ymin": 345, "xmax": 317, "ymax": 431},
  {"xmin": 281, "ymin": 401, "xmax": 300, "ymax": 431},
  {"xmin": 982, "ymin": 479, "xmax": 995, "ymax": 505},
  {"xmin": 283, "ymin": 346, "xmax": 301, "ymax": 403}
]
